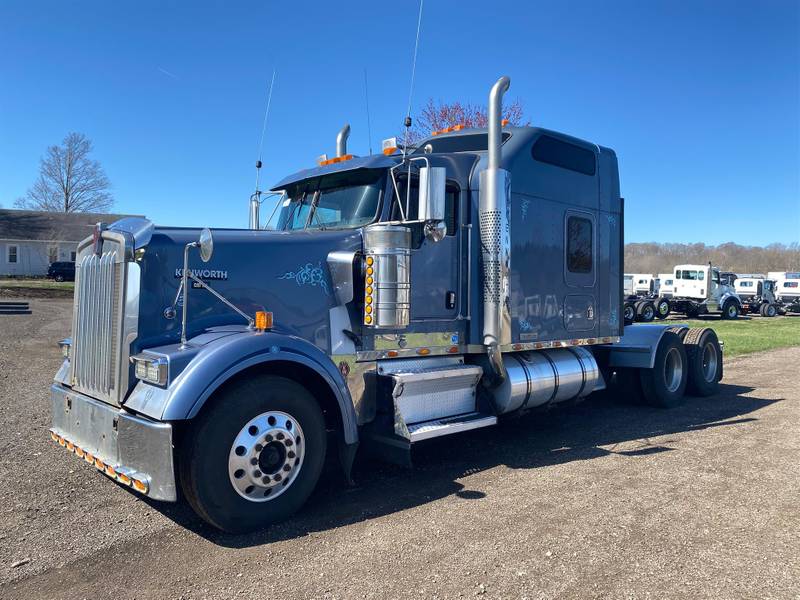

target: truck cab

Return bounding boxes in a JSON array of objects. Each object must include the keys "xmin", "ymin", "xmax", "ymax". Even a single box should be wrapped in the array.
[
  {"xmin": 657, "ymin": 273, "xmax": 674, "ymax": 298},
  {"xmin": 735, "ymin": 277, "xmax": 779, "ymax": 316},
  {"xmin": 768, "ymin": 271, "xmax": 800, "ymax": 313},
  {"xmin": 671, "ymin": 264, "xmax": 741, "ymax": 319}
]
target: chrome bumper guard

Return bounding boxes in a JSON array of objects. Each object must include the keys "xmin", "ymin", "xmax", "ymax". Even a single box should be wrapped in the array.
[{"xmin": 50, "ymin": 384, "xmax": 176, "ymax": 501}]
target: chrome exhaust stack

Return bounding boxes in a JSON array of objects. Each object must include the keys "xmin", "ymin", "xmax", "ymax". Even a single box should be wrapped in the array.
[
  {"xmin": 336, "ymin": 123, "xmax": 351, "ymax": 157},
  {"xmin": 479, "ymin": 76, "xmax": 512, "ymax": 384}
]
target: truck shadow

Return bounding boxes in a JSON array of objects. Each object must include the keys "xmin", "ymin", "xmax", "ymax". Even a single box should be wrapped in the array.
[{"xmin": 147, "ymin": 383, "xmax": 777, "ymax": 548}]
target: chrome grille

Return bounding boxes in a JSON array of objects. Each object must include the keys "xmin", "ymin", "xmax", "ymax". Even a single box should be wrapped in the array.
[{"xmin": 71, "ymin": 249, "xmax": 121, "ymax": 399}]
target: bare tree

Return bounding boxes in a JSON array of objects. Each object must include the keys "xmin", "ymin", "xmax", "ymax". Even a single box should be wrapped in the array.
[
  {"xmin": 405, "ymin": 98, "xmax": 529, "ymax": 144},
  {"xmin": 15, "ymin": 132, "xmax": 113, "ymax": 213}
]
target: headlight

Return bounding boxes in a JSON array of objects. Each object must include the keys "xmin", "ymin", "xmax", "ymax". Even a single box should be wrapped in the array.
[
  {"xmin": 58, "ymin": 338, "xmax": 72, "ymax": 360},
  {"xmin": 131, "ymin": 354, "xmax": 168, "ymax": 386}
]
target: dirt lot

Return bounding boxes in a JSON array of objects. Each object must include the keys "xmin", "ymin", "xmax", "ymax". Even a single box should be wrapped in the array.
[{"xmin": 1, "ymin": 299, "xmax": 798, "ymax": 599}]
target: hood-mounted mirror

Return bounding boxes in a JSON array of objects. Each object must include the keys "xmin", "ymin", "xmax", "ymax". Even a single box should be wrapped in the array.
[{"xmin": 199, "ymin": 228, "xmax": 214, "ymax": 262}]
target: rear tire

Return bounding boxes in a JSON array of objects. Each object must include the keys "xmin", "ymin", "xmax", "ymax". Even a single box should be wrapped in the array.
[
  {"xmin": 721, "ymin": 299, "xmax": 739, "ymax": 320},
  {"xmin": 639, "ymin": 331, "xmax": 688, "ymax": 408},
  {"xmin": 683, "ymin": 327, "xmax": 722, "ymax": 396},
  {"xmin": 637, "ymin": 300, "xmax": 656, "ymax": 323},
  {"xmin": 179, "ymin": 375, "xmax": 326, "ymax": 533},
  {"xmin": 623, "ymin": 302, "xmax": 636, "ymax": 325}
]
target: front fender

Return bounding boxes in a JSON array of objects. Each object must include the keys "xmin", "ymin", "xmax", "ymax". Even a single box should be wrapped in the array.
[
  {"xmin": 124, "ymin": 330, "xmax": 358, "ymax": 444},
  {"xmin": 719, "ymin": 292, "xmax": 740, "ymax": 307}
]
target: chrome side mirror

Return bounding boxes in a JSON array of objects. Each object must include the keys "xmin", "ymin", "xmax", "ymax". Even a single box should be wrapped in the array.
[
  {"xmin": 199, "ymin": 228, "xmax": 214, "ymax": 263},
  {"xmin": 418, "ymin": 166, "xmax": 446, "ymax": 222}
]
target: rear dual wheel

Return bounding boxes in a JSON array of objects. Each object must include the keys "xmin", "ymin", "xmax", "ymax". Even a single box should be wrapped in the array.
[
  {"xmin": 636, "ymin": 300, "xmax": 656, "ymax": 323},
  {"xmin": 759, "ymin": 303, "xmax": 777, "ymax": 318},
  {"xmin": 683, "ymin": 327, "xmax": 722, "ymax": 396}
]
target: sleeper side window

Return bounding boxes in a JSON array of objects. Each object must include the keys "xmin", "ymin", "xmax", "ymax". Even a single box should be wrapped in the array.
[
  {"xmin": 567, "ymin": 216, "xmax": 592, "ymax": 273},
  {"xmin": 564, "ymin": 212, "xmax": 595, "ymax": 287}
]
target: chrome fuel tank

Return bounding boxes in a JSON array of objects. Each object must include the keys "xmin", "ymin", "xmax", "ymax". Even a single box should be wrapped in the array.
[{"xmin": 489, "ymin": 347, "xmax": 602, "ymax": 414}]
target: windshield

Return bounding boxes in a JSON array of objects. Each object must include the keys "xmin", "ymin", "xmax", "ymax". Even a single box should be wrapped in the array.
[{"xmin": 268, "ymin": 169, "xmax": 384, "ymax": 231}]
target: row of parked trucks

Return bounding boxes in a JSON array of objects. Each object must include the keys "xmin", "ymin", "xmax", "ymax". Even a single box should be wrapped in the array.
[{"xmin": 624, "ymin": 267, "xmax": 800, "ymax": 322}]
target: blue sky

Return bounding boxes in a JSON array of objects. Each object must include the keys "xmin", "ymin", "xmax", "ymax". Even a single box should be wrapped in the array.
[{"xmin": 1, "ymin": 0, "xmax": 798, "ymax": 245}]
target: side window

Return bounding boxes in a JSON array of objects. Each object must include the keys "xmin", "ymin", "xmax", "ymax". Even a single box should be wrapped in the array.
[
  {"xmin": 566, "ymin": 216, "xmax": 592, "ymax": 273},
  {"xmin": 7, "ymin": 245, "xmax": 18, "ymax": 264},
  {"xmin": 392, "ymin": 178, "xmax": 458, "ymax": 237},
  {"xmin": 48, "ymin": 246, "xmax": 58, "ymax": 264},
  {"xmin": 70, "ymin": 251, "xmax": 77, "ymax": 261},
  {"xmin": 699, "ymin": 270, "xmax": 705, "ymax": 281},
  {"xmin": 712, "ymin": 270, "xmax": 720, "ymax": 284},
  {"xmin": 532, "ymin": 135, "xmax": 596, "ymax": 176}
]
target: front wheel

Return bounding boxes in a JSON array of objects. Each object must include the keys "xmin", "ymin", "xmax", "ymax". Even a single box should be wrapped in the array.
[
  {"xmin": 55, "ymin": 274, "xmax": 65, "ymax": 282},
  {"xmin": 655, "ymin": 297, "xmax": 670, "ymax": 319},
  {"xmin": 179, "ymin": 375, "xmax": 326, "ymax": 533},
  {"xmin": 764, "ymin": 303, "xmax": 777, "ymax": 317},
  {"xmin": 721, "ymin": 299, "xmax": 739, "ymax": 320}
]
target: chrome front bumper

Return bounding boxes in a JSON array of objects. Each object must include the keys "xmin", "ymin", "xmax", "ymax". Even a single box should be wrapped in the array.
[{"xmin": 50, "ymin": 384, "xmax": 177, "ymax": 501}]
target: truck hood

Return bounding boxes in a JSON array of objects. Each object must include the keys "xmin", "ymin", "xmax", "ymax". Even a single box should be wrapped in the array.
[{"xmin": 131, "ymin": 223, "xmax": 362, "ymax": 352}]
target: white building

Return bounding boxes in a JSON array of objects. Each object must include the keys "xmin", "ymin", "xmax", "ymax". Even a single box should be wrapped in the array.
[{"xmin": 0, "ymin": 209, "xmax": 139, "ymax": 277}]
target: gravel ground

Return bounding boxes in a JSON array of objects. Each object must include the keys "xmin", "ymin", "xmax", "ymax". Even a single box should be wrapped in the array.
[{"xmin": 1, "ymin": 299, "xmax": 798, "ymax": 599}]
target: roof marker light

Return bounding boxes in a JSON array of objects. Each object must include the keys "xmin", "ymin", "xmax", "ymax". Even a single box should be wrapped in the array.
[{"xmin": 382, "ymin": 138, "xmax": 398, "ymax": 155}]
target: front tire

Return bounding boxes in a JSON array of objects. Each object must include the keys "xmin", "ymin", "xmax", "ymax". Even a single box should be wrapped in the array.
[
  {"xmin": 764, "ymin": 303, "xmax": 777, "ymax": 317},
  {"xmin": 655, "ymin": 297, "xmax": 670, "ymax": 319},
  {"xmin": 721, "ymin": 299, "xmax": 739, "ymax": 320},
  {"xmin": 179, "ymin": 375, "xmax": 326, "ymax": 533},
  {"xmin": 55, "ymin": 274, "xmax": 65, "ymax": 282}
]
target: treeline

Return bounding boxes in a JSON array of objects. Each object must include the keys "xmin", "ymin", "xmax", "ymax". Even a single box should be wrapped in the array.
[{"xmin": 625, "ymin": 242, "xmax": 800, "ymax": 275}]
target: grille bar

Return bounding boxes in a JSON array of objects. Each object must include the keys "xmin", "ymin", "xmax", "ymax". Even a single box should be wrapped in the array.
[{"xmin": 72, "ymin": 250, "xmax": 120, "ymax": 398}]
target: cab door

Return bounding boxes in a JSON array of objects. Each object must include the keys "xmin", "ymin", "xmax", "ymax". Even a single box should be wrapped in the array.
[{"xmin": 392, "ymin": 176, "xmax": 461, "ymax": 322}]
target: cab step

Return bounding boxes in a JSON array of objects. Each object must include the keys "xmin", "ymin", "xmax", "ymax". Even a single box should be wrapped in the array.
[{"xmin": 406, "ymin": 412, "xmax": 497, "ymax": 442}]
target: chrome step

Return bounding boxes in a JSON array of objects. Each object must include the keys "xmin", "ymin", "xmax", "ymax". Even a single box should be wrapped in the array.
[
  {"xmin": 391, "ymin": 364, "xmax": 483, "ymax": 427},
  {"xmin": 407, "ymin": 412, "xmax": 497, "ymax": 442}
]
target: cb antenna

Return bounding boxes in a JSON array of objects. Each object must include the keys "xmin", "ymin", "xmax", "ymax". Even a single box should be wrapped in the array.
[
  {"xmin": 364, "ymin": 68, "xmax": 373, "ymax": 155},
  {"xmin": 250, "ymin": 69, "xmax": 276, "ymax": 229},
  {"xmin": 402, "ymin": 0, "xmax": 424, "ymax": 159}
]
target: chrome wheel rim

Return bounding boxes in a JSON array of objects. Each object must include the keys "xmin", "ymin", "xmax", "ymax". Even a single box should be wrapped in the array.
[
  {"xmin": 664, "ymin": 347, "xmax": 683, "ymax": 393},
  {"xmin": 644, "ymin": 305, "xmax": 654, "ymax": 320},
  {"xmin": 727, "ymin": 305, "xmax": 737, "ymax": 317},
  {"xmin": 701, "ymin": 342, "xmax": 718, "ymax": 382},
  {"xmin": 228, "ymin": 411, "xmax": 305, "ymax": 503},
  {"xmin": 624, "ymin": 306, "xmax": 634, "ymax": 321},
  {"xmin": 658, "ymin": 301, "xmax": 669, "ymax": 315}
]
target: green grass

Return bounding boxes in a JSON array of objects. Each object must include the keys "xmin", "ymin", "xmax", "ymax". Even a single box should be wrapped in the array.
[
  {"xmin": 653, "ymin": 316, "xmax": 800, "ymax": 357},
  {"xmin": 0, "ymin": 278, "xmax": 74, "ymax": 290}
]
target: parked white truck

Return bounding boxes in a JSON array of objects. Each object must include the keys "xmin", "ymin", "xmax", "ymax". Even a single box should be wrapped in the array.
[
  {"xmin": 734, "ymin": 277, "xmax": 779, "ymax": 317},
  {"xmin": 768, "ymin": 271, "xmax": 800, "ymax": 314},
  {"xmin": 669, "ymin": 263, "xmax": 741, "ymax": 319},
  {"xmin": 657, "ymin": 273, "xmax": 674, "ymax": 298},
  {"xmin": 622, "ymin": 273, "xmax": 670, "ymax": 323}
]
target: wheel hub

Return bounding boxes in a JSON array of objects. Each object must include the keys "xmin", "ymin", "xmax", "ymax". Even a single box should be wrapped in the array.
[
  {"xmin": 701, "ymin": 342, "xmax": 718, "ymax": 382},
  {"xmin": 228, "ymin": 411, "xmax": 304, "ymax": 502},
  {"xmin": 663, "ymin": 347, "xmax": 683, "ymax": 393}
]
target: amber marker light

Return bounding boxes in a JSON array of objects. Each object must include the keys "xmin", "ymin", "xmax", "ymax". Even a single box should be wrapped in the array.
[
  {"xmin": 254, "ymin": 311, "xmax": 273, "ymax": 331},
  {"xmin": 117, "ymin": 473, "xmax": 132, "ymax": 486},
  {"xmin": 132, "ymin": 479, "xmax": 148, "ymax": 493}
]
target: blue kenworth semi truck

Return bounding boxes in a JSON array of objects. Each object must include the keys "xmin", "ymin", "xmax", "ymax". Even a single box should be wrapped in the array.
[{"xmin": 49, "ymin": 77, "xmax": 723, "ymax": 533}]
